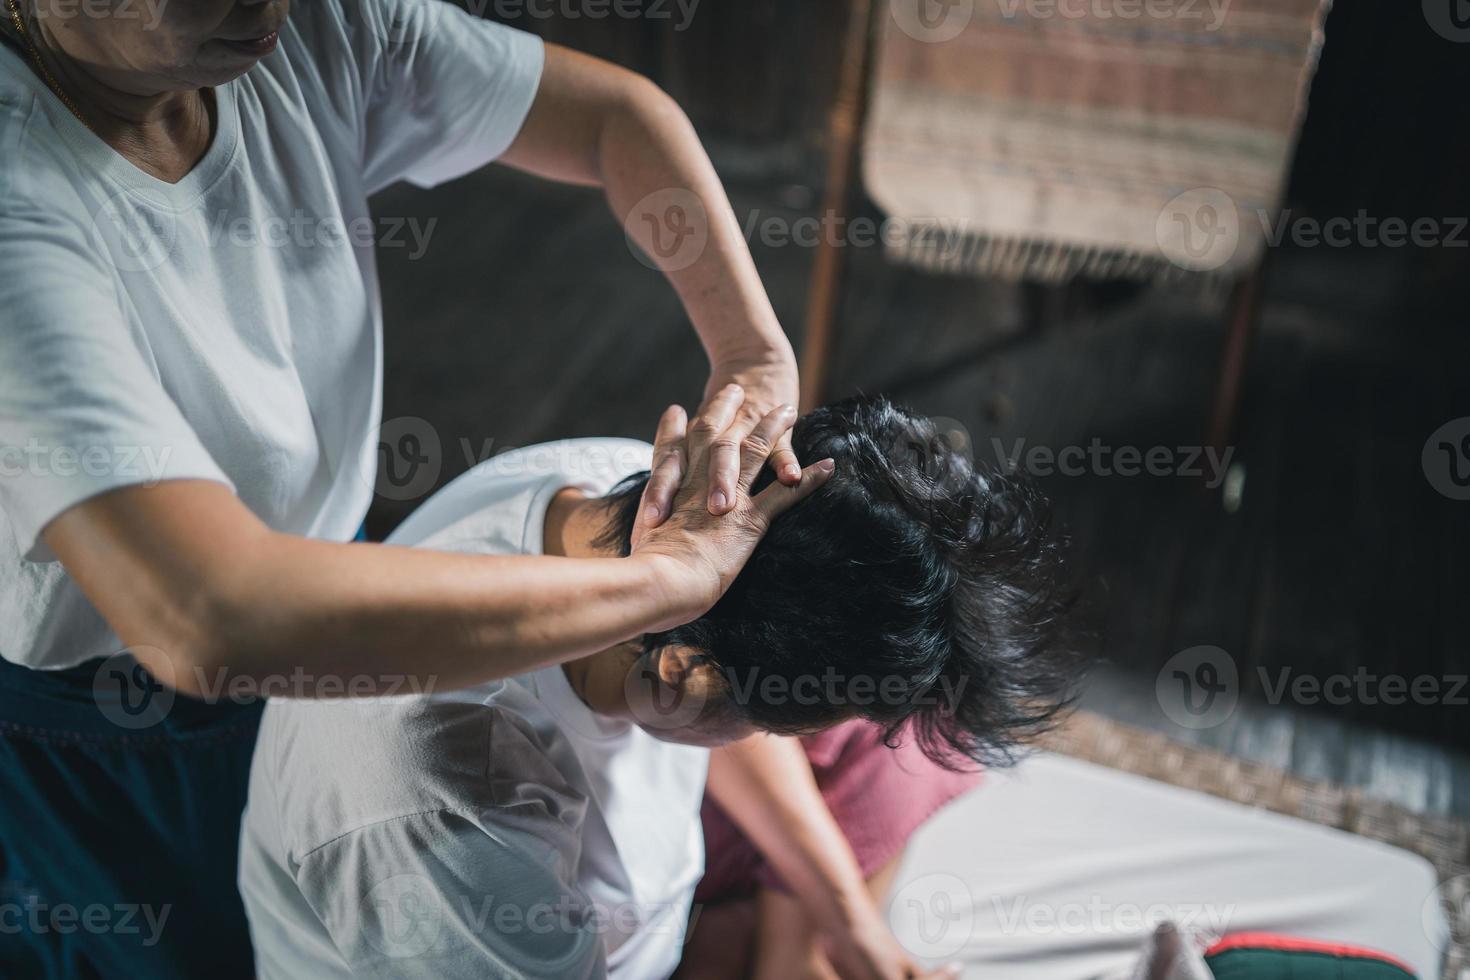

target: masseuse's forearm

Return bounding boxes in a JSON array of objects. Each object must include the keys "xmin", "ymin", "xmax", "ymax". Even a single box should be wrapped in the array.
[
  {"xmin": 596, "ymin": 82, "xmax": 791, "ymax": 365},
  {"xmin": 707, "ymin": 734, "xmax": 874, "ymax": 931},
  {"xmin": 502, "ymin": 46, "xmax": 791, "ymax": 366},
  {"xmin": 205, "ymin": 538, "xmax": 690, "ymax": 695},
  {"xmin": 46, "ymin": 480, "xmax": 696, "ymax": 699}
]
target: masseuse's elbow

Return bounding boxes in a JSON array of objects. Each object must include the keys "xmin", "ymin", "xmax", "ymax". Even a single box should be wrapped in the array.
[
  {"xmin": 124, "ymin": 625, "xmax": 222, "ymax": 700},
  {"xmin": 616, "ymin": 71, "xmax": 689, "ymax": 134},
  {"xmin": 129, "ymin": 599, "xmax": 249, "ymax": 700},
  {"xmin": 131, "ymin": 570, "xmax": 283, "ymax": 700}
]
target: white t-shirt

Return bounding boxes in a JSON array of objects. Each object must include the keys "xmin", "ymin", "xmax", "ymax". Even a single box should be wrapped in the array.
[
  {"xmin": 0, "ymin": 0, "xmax": 544, "ymax": 668},
  {"xmin": 239, "ymin": 438, "xmax": 710, "ymax": 980}
]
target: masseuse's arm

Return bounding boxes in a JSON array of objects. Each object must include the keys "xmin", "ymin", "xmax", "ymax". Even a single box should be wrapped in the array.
[
  {"xmin": 43, "ymin": 392, "xmax": 830, "ymax": 699},
  {"xmin": 706, "ymin": 734, "xmax": 949, "ymax": 980},
  {"xmin": 500, "ymin": 45, "xmax": 803, "ymax": 522}
]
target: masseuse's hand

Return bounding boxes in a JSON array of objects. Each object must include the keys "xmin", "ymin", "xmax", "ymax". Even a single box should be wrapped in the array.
[
  {"xmin": 702, "ymin": 350, "xmax": 804, "ymax": 500},
  {"xmin": 631, "ymin": 384, "xmax": 832, "ymax": 623},
  {"xmin": 637, "ymin": 352, "xmax": 803, "ymax": 526}
]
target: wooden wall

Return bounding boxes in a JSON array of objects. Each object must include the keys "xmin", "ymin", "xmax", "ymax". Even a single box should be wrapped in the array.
[
  {"xmin": 477, "ymin": 0, "xmax": 851, "ymax": 186},
  {"xmin": 474, "ymin": 0, "xmax": 1470, "ymax": 241}
]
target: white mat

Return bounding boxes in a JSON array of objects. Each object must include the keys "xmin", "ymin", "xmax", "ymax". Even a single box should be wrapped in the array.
[{"xmin": 886, "ymin": 753, "xmax": 1448, "ymax": 979}]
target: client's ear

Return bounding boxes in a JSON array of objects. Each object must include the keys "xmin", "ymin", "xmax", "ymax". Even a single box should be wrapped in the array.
[
  {"xmin": 652, "ymin": 645, "xmax": 722, "ymax": 702},
  {"xmin": 621, "ymin": 645, "xmax": 751, "ymax": 746}
]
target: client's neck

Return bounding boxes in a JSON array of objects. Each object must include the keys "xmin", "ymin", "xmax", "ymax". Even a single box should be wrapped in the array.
[
  {"xmin": 541, "ymin": 488, "xmax": 640, "ymax": 717},
  {"xmin": 541, "ymin": 487, "xmax": 614, "ymax": 560}
]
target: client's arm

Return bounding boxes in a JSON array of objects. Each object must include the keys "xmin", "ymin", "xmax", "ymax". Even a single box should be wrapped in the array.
[{"xmin": 705, "ymin": 734, "xmax": 946, "ymax": 980}]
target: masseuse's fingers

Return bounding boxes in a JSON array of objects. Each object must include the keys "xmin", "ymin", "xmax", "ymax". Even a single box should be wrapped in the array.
[
  {"xmin": 737, "ymin": 404, "xmax": 798, "ymax": 491},
  {"xmin": 688, "ymin": 384, "xmax": 749, "ymax": 515},
  {"xmin": 750, "ymin": 457, "xmax": 835, "ymax": 527},
  {"xmin": 632, "ymin": 404, "xmax": 689, "ymax": 545},
  {"xmin": 769, "ymin": 427, "xmax": 803, "ymax": 487}
]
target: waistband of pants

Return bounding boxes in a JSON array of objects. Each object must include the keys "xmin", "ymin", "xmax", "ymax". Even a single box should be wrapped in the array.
[{"xmin": 0, "ymin": 651, "xmax": 262, "ymax": 746}]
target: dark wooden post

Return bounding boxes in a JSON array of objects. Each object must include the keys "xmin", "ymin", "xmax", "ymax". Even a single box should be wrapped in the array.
[{"xmin": 799, "ymin": 0, "xmax": 882, "ymax": 411}]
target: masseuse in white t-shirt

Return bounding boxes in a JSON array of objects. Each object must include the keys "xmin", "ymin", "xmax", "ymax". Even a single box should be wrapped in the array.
[{"xmin": 0, "ymin": 0, "xmax": 831, "ymax": 975}]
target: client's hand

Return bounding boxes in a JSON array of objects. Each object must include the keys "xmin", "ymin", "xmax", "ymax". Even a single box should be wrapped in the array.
[
  {"xmin": 630, "ymin": 384, "xmax": 832, "ymax": 627},
  {"xmin": 825, "ymin": 903, "xmax": 963, "ymax": 980}
]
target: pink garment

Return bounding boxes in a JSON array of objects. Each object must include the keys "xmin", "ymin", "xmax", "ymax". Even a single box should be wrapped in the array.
[{"xmin": 695, "ymin": 719, "xmax": 983, "ymax": 901}]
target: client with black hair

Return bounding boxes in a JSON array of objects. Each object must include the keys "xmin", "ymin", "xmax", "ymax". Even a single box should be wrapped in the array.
[{"xmin": 239, "ymin": 396, "xmax": 1081, "ymax": 980}]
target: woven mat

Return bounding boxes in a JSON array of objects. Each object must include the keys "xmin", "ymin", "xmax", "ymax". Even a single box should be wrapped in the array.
[
  {"xmin": 1042, "ymin": 710, "xmax": 1469, "ymax": 977},
  {"xmin": 865, "ymin": 0, "xmax": 1332, "ymax": 282}
]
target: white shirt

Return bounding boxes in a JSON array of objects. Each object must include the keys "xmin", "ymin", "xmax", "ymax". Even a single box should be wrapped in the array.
[
  {"xmin": 239, "ymin": 438, "xmax": 711, "ymax": 980},
  {"xmin": 0, "ymin": 0, "xmax": 544, "ymax": 668}
]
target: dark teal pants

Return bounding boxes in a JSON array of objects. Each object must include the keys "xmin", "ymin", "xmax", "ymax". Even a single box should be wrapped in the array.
[
  {"xmin": 0, "ymin": 652, "xmax": 263, "ymax": 979},
  {"xmin": 0, "ymin": 524, "xmax": 371, "ymax": 978}
]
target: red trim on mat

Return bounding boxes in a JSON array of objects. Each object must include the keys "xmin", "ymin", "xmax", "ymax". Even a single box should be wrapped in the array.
[{"xmin": 1205, "ymin": 933, "xmax": 1415, "ymax": 975}]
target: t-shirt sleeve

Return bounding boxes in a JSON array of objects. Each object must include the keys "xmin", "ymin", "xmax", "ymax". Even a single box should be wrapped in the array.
[
  {"xmin": 296, "ymin": 807, "xmax": 607, "ymax": 980},
  {"xmin": 347, "ymin": 0, "xmax": 545, "ymax": 193},
  {"xmin": 0, "ymin": 202, "xmax": 233, "ymax": 563}
]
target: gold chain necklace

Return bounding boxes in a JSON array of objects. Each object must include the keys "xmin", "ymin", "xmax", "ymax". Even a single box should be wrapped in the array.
[{"xmin": 4, "ymin": 0, "xmax": 93, "ymax": 131}]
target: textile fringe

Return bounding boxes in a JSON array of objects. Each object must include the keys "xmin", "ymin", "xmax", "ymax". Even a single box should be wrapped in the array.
[{"xmin": 886, "ymin": 221, "xmax": 1233, "ymax": 289}]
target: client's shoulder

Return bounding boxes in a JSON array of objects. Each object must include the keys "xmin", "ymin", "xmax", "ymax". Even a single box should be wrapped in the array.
[
  {"xmin": 247, "ymin": 680, "xmax": 591, "ymax": 865},
  {"xmin": 386, "ymin": 437, "xmax": 653, "ymax": 552}
]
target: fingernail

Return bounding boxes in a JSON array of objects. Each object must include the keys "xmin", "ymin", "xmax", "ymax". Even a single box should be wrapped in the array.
[
  {"xmin": 782, "ymin": 464, "xmax": 801, "ymax": 482},
  {"xmin": 710, "ymin": 490, "xmax": 728, "ymax": 511},
  {"xmin": 817, "ymin": 458, "xmax": 836, "ymax": 474},
  {"xmin": 779, "ymin": 404, "xmax": 796, "ymax": 416},
  {"xmin": 642, "ymin": 503, "xmax": 661, "ymax": 523}
]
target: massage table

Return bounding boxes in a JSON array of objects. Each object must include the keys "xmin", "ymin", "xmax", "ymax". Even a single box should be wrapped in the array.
[{"xmin": 888, "ymin": 753, "xmax": 1448, "ymax": 979}]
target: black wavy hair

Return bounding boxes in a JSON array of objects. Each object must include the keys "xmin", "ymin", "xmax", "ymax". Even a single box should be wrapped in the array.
[{"xmin": 597, "ymin": 395, "xmax": 1084, "ymax": 768}]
